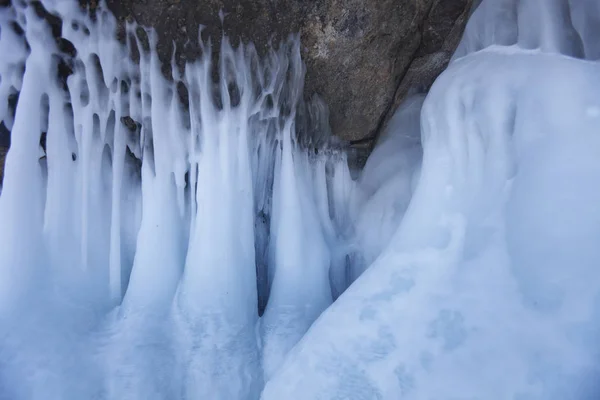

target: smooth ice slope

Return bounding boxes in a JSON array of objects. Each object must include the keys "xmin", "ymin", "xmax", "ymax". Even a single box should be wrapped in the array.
[
  {"xmin": 1, "ymin": 0, "xmax": 600, "ymax": 399},
  {"xmin": 262, "ymin": 48, "xmax": 600, "ymax": 399}
]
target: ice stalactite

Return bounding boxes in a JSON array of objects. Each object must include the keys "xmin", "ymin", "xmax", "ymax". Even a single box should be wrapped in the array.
[{"xmin": 0, "ymin": 6, "xmax": 51, "ymax": 316}]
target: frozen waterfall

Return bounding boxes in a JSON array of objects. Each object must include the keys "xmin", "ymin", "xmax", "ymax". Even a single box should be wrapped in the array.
[{"xmin": 1, "ymin": 0, "xmax": 600, "ymax": 399}]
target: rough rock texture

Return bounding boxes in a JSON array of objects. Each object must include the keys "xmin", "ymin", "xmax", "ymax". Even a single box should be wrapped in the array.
[
  {"xmin": 377, "ymin": 0, "xmax": 474, "ymax": 140},
  {"xmin": 103, "ymin": 0, "xmax": 473, "ymax": 143}
]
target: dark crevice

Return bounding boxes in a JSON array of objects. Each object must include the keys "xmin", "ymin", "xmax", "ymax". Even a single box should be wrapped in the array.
[
  {"xmin": 30, "ymin": 1, "xmax": 62, "ymax": 39},
  {"xmin": 0, "ymin": 122, "xmax": 10, "ymax": 147},
  {"xmin": 363, "ymin": 49, "xmax": 421, "ymax": 152},
  {"xmin": 369, "ymin": 0, "xmax": 472, "ymax": 154}
]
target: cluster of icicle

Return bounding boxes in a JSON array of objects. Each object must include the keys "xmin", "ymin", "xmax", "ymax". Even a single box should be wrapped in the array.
[{"xmin": 0, "ymin": 1, "xmax": 378, "ymax": 398}]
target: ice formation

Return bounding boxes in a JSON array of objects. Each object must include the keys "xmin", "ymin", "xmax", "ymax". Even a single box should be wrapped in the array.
[{"xmin": 1, "ymin": 0, "xmax": 599, "ymax": 399}]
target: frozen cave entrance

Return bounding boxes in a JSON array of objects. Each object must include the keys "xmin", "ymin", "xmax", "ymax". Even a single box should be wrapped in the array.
[{"xmin": 1, "ymin": 0, "xmax": 600, "ymax": 399}]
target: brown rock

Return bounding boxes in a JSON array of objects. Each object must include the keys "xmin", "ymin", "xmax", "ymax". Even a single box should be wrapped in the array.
[
  {"xmin": 378, "ymin": 0, "xmax": 473, "ymax": 142},
  {"xmin": 85, "ymin": 0, "xmax": 473, "ymax": 142}
]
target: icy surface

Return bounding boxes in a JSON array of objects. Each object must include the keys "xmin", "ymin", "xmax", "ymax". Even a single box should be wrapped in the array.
[
  {"xmin": 455, "ymin": 0, "xmax": 600, "ymax": 60},
  {"xmin": 1, "ymin": 0, "xmax": 600, "ymax": 399},
  {"xmin": 262, "ymin": 49, "xmax": 600, "ymax": 399}
]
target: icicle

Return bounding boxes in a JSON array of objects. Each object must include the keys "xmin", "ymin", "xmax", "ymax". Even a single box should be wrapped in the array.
[{"xmin": 0, "ymin": 8, "xmax": 51, "ymax": 314}]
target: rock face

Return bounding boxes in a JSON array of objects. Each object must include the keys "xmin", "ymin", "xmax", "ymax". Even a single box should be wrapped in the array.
[
  {"xmin": 380, "ymin": 0, "xmax": 475, "ymax": 134},
  {"xmin": 104, "ymin": 0, "xmax": 473, "ymax": 143}
]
